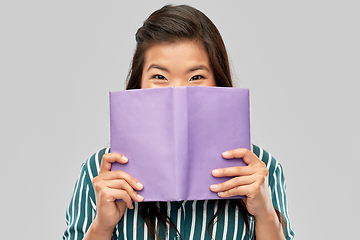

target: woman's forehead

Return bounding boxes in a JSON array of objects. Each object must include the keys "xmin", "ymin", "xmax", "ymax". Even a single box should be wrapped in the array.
[{"xmin": 143, "ymin": 41, "xmax": 210, "ymax": 69}]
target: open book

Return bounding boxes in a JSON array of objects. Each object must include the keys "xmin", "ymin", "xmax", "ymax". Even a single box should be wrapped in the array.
[{"xmin": 110, "ymin": 86, "xmax": 250, "ymax": 201}]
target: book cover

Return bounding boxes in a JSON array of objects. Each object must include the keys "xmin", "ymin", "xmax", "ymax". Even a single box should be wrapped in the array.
[{"xmin": 110, "ymin": 86, "xmax": 250, "ymax": 201}]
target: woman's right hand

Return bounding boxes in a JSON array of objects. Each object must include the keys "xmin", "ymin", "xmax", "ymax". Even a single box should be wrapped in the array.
[{"xmin": 91, "ymin": 152, "xmax": 144, "ymax": 234}]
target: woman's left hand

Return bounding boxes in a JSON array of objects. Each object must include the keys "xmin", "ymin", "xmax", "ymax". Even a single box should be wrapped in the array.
[{"xmin": 210, "ymin": 148, "xmax": 274, "ymax": 219}]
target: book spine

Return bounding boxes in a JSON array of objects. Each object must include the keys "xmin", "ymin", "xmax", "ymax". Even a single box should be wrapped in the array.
[{"xmin": 173, "ymin": 87, "xmax": 189, "ymax": 201}]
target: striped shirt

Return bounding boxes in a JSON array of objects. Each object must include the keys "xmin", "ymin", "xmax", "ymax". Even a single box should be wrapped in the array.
[{"xmin": 63, "ymin": 145, "xmax": 295, "ymax": 240}]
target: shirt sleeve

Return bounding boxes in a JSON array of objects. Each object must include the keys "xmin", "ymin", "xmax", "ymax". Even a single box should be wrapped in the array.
[
  {"xmin": 63, "ymin": 148, "xmax": 109, "ymax": 240},
  {"xmin": 252, "ymin": 145, "xmax": 295, "ymax": 240}
]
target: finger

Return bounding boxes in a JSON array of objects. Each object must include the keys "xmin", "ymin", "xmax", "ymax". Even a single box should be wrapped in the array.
[
  {"xmin": 216, "ymin": 185, "xmax": 252, "ymax": 198},
  {"xmin": 210, "ymin": 175, "xmax": 255, "ymax": 193},
  {"xmin": 216, "ymin": 175, "xmax": 266, "ymax": 198},
  {"xmin": 212, "ymin": 166, "xmax": 255, "ymax": 178},
  {"xmin": 105, "ymin": 188, "xmax": 134, "ymax": 209},
  {"xmin": 115, "ymin": 200, "xmax": 127, "ymax": 215},
  {"xmin": 222, "ymin": 148, "xmax": 258, "ymax": 165},
  {"xmin": 103, "ymin": 179, "xmax": 144, "ymax": 202},
  {"xmin": 100, "ymin": 153, "xmax": 129, "ymax": 173},
  {"xmin": 113, "ymin": 189, "xmax": 143, "ymax": 209},
  {"xmin": 96, "ymin": 170, "xmax": 144, "ymax": 191}
]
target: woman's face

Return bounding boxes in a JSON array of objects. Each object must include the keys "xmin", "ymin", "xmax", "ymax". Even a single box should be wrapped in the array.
[{"xmin": 141, "ymin": 41, "xmax": 216, "ymax": 88}]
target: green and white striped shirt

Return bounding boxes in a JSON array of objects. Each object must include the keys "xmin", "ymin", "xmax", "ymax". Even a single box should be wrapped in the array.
[{"xmin": 63, "ymin": 145, "xmax": 295, "ymax": 240}]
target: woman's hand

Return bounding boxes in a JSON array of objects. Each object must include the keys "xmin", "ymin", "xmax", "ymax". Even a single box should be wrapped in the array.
[
  {"xmin": 210, "ymin": 148, "xmax": 274, "ymax": 219},
  {"xmin": 90, "ymin": 153, "xmax": 144, "ymax": 235},
  {"xmin": 210, "ymin": 148, "xmax": 286, "ymax": 239}
]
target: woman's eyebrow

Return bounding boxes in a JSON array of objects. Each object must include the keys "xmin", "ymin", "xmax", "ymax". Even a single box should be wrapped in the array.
[
  {"xmin": 147, "ymin": 64, "xmax": 210, "ymax": 72},
  {"xmin": 147, "ymin": 64, "xmax": 169, "ymax": 72},
  {"xmin": 188, "ymin": 65, "xmax": 210, "ymax": 72}
]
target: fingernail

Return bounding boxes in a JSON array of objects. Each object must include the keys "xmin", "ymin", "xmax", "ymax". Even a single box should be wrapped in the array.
[
  {"xmin": 210, "ymin": 184, "xmax": 218, "ymax": 190},
  {"xmin": 122, "ymin": 156, "xmax": 128, "ymax": 162},
  {"xmin": 212, "ymin": 169, "xmax": 220, "ymax": 175},
  {"xmin": 222, "ymin": 151, "xmax": 229, "ymax": 157},
  {"xmin": 137, "ymin": 182, "xmax": 143, "ymax": 189},
  {"xmin": 137, "ymin": 194, "xmax": 144, "ymax": 201},
  {"xmin": 218, "ymin": 192, "xmax": 224, "ymax": 196}
]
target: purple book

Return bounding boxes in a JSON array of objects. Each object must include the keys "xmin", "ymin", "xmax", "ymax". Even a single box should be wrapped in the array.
[{"xmin": 110, "ymin": 86, "xmax": 250, "ymax": 201}]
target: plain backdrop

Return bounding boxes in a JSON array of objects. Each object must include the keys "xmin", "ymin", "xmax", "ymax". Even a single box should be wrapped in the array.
[{"xmin": 1, "ymin": 0, "xmax": 359, "ymax": 239}]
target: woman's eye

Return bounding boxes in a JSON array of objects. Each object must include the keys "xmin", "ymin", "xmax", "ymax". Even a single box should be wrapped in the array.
[
  {"xmin": 190, "ymin": 75, "xmax": 204, "ymax": 81},
  {"xmin": 152, "ymin": 75, "xmax": 167, "ymax": 80}
]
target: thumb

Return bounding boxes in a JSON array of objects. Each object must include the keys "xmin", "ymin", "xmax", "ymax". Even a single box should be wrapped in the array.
[{"xmin": 222, "ymin": 148, "xmax": 257, "ymax": 165}]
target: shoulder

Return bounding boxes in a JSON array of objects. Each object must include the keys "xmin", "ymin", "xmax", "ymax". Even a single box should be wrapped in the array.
[{"xmin": 81, "ymin": 148, "xmax": 110, "ymax": 181}]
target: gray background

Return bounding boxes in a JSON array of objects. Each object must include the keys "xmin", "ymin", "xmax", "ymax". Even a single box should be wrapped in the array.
[{"xmin": 1, "ymin": 0, "xmax": 359, "ymax": 239}]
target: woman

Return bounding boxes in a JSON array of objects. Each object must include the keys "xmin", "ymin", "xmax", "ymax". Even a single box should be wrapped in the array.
[{"xmin": 63, "ymin": 5, "xmax": 295, "ymax": 240}]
